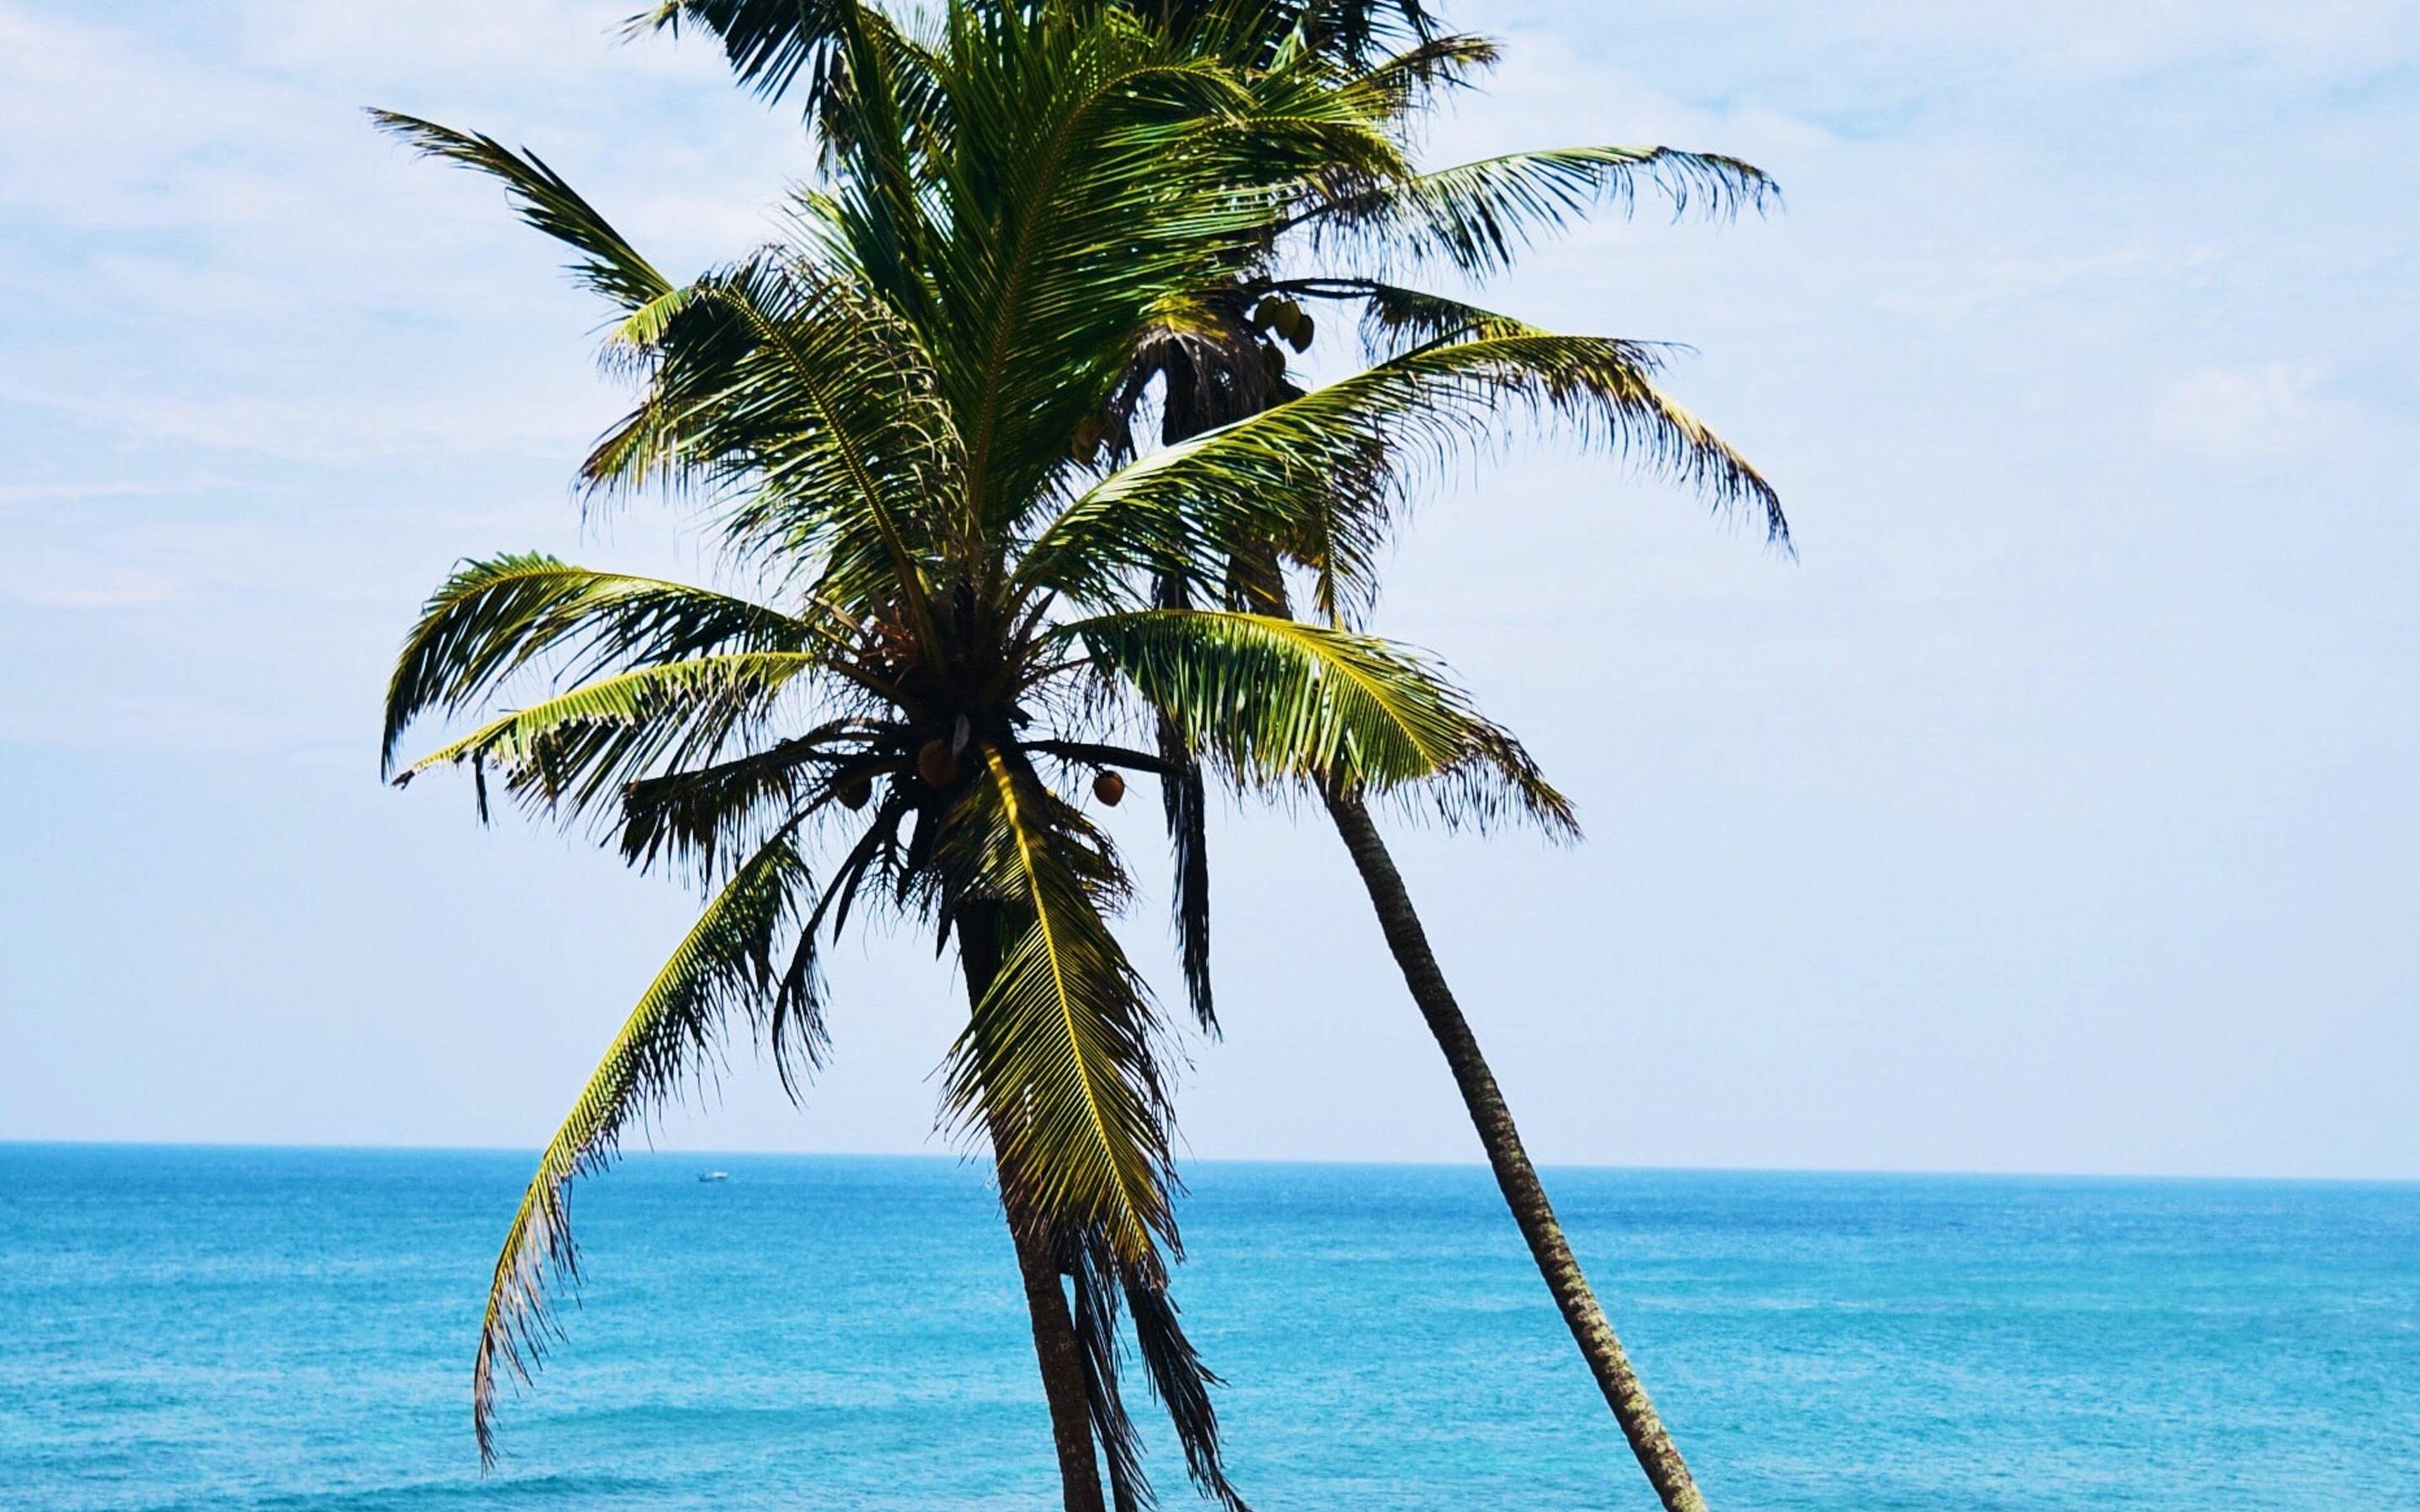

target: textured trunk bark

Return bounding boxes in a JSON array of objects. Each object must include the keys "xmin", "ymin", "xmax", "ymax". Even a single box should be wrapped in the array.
[
  {"xmin": 1005, "ymin": 1212, "xmax": 1109, "ymax": 1512},
  {"xmin": 1324, "ymin": 789, "xmax": 1711, "ymax": 1512},
  {"xmin": 961, "ymin": 905, "xmax": 1108, "ymax": 1512}
]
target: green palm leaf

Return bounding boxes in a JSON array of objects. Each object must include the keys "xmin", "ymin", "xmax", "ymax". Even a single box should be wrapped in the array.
[
  {"xmin": 471, "ymin": 828, "xmax": 818, "ymax": 1464},
  {"xmin": 383, "ymin": 554, "xmax": 844, "ymax": 777},
  {"xmin": 944, "ymin": 746, "xmax": 1176, "ymax": 1273},
  {"xmin": 579, "ymin": 255, "xmax": 960, "ymax": 621},
  {"xmin": 368, "ymin": 111, "xmax": 678, "ymax": 347},
  {"xmin": 1297, "ymin": 144, "xmax": 1777, "ymax": 276},
  {"xmin": 1025, "ymin": 332, "xmax": 1782, "ymax": 620},
  {"xmin": 1070, "ymin": 608, "xmax": 1573, "ymax": 833},
  {"xmin": 397, "ymin": 652, "xmax": 829, "ymax": 821}
]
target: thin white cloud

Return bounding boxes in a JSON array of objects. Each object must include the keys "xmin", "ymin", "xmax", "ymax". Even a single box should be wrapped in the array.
[
  {"xmin": 2153, "ymin": 362, "xmax": 2348, "ymax": 462},
  {"xmin": 16, "ymin": 567, "xmax": 181, "ymax": 610},
  {"xmin": 1876, "ymin": 245, "xmax": 2222, "ymax": 325}
]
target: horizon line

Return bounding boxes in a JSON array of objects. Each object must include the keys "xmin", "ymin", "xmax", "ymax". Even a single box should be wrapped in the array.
[{"xmin": 3, "ymin": 1137, "xmax": 2412, "ymax": 1188}]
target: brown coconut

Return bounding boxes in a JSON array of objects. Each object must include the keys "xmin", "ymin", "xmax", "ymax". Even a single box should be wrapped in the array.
[{"xmin": 917, "ymin": 738, "xmax": 958, "ymax": 790}]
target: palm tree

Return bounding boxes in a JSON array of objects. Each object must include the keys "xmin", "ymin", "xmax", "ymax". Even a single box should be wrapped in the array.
[
  {"xmin": 633, "ymin": 10, "xmax": 1786, "ymax": 1512},
  {"xmin": 1145, "ymin": 82, "xmax": 1786, "ymax": 1512},
  {"xmin": 374, "ymin": 8, "xmax": 1628, "ymax": 1508}
]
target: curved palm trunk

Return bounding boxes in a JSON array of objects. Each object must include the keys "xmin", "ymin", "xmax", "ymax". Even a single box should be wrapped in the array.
[
  {"xmin": 1323, "ymin": 789, "xmax": 1710, "ymax": 1512},
  {"xmin": 960, "ymin": 905, "xmax": 1109, "ymax": 1512}
]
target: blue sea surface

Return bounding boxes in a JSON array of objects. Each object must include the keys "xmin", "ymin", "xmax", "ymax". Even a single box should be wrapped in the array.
[{"xmin": 1, "ymin": 1146, "xmax": 2414, "ymax": 1509}]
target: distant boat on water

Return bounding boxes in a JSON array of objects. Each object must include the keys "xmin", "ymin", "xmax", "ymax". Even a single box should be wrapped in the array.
[{"xmin": 697, "ymin": 1170, "xmax": 729, "ymax": 1183}]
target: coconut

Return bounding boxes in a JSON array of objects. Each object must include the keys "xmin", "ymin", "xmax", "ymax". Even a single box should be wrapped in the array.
[
  {"xmin": 837, "ymin": 774, "xmax": 872, "ymax": 810},
  {"xmin": 1287, "ymin": 311, "xmax": 1316, "ymax": 353},
  {"xmin": 1093, "ymin": 769, "xmax": 1126, "ymax": 806},
  {"xmin": 917, "ymin": 738, "xmax": 958, "ymax": 789},
  {"xmin": 1250, "ymin": 295, "xmax": 1284, "ymax": 332}
]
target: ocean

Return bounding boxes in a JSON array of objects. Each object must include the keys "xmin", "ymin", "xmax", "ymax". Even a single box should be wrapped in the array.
[{"xmin": 2, "ymin": 1145, "xmax": 2413, "ymax": 1509}]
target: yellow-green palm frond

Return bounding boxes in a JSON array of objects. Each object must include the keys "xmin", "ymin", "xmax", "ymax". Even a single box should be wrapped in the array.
[
  {"xmin": 397, "ymin": 652, "xmax": 831, "ymax": 823},
  {"xmin": 1026, "ymin": 332, "xmax": 1784, "ymax": 622},
  {"xmin": 1069, "ymin": 608, "xmax": 1574, "ymax": 835},
  {"xmin": 472, "ymin": 827, "xmax": 819, "ymax": 1464},
  {"xmin": 383, "ymin": 554, "xmax": 848, "ymax": 779},
  {"xmin": 943, "ymin": 747, "xmax": 1176, "ymax": 1276}
]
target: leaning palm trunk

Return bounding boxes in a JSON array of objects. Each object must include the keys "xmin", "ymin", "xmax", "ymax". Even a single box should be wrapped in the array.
[
  {"xmin": 1147, "ymin": 344, "xmax": 1714, "ymax": 1509},
  {"xmin": 1324, "ymin": 789, "xmax": 1709, "ymax": 1512}
]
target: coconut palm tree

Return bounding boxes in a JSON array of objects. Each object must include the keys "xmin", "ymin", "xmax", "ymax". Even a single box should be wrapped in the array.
[
  {"xmin": 1133, "ymin": 82, "xmax": 1786, "ymax": 1512},
  {"xmin": 375, "ymin": 8, "xmax": 1645, "ymax": 1508},
  {"xmin": 638, "ymin": 8, "xmax": 1784, "ymax": 1511}
]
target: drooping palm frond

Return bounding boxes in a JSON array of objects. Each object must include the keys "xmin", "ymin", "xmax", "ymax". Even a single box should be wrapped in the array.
[
  {"xmin": 1159, "ymin": 722, "xmax": 1216, "ymax": 1034},
  {"xmin": 1027, "ymin": 333, "xmax": 1784, "ymax": 624},
  {"xmin": 1066, "ymin": 1230, "xmax": 1149, "ymax": 1512},
  {"xmin": 1069, "ymin": 608, "xmax": 1573, "ymax": 832},
  {"xmin": 397, "ymin": 652, "xmax": 829, "ymax": 822},
  {"xmin": 383, "ymin": 555, "xmax": 847, "ymax": 777},
  {"xmin": 1064, "ymin": 1221, "xmax": 1249, "ymax": 1512},
  {"xmin": 1296, "ymin": 144, "xmax": 1778, "ymax": 276},
  {"xmin": 1122, "ymin": 1259, "xmax": 1246, "ymax": 1512},
  {"xmin": 471, "ymin": 828, "xmax": 818, "ymax": 1465},
  {"xmin": 944, "ymin": 745, "xmax": 1176, "ymax": 1273}
]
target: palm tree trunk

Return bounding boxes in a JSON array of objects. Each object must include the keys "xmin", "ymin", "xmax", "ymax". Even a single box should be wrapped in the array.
[
  {"xmin": 1323, "ymin": 789, "xmax": 1711, "ymax": 1512},
  {"xmin": 960, "ymin": 903, "xmax": 1109, "ymax": 1512},
  {"xmin": 1004, "ymin": 1209, "xmax": 1110, "ymax": 1512}
]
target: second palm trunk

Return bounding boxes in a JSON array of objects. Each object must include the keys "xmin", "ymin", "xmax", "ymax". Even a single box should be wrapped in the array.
[{"xmin": 1324, "ymin": 789, "xmax": 1711, "ymax": 1512}]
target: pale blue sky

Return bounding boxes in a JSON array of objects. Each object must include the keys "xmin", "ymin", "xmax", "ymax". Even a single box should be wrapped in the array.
[{"xmin": 3, "ymin": 2, "xmax": 2414, "ymax": 1178}]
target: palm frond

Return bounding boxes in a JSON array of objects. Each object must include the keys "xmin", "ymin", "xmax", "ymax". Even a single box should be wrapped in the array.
[
  {"xmin": 471, "ymin": 828, "xmax": 818, "ymax": 1463},
  {"xmin": 1270, "ymin": 278, "xmax": 1548, "ymax": 361},
  {"xmin": 1342, "ymin": 32, "xmax": 1499, "ymax": 123},
  {"xmin": 1297, "ymin": 144, "xmax": 1778, "ymax": 276},
  {"xmin": 369, "ymin": 111, "xmax": 673, "ymax": 326},
  {"xmin": 582, "ymin": 255, "xmax": 960, "ymax": 628},
  {"xmin": 1123, "ymin": 1263, "xmax": 1247, "ymax": 1511},
  {"xmin": 616, "ymin": 721, "xmax": 894, "ymax": 881},
  {"xmin": 631, "ymin": 0, "xmax": 856, "ymax": 109},
  {"xmin": 383, "ymin": 554, "xmax": 841, "ymax": 778},
  {"xmin": 1026, "ymin": 333, "xmax": 1785, "ymax": 620},
  {"xmin": 396, "ymin": 652, "xmax": 829, "ymax": 822},
  {"xmin": 944, "ymin": 746, "xmax": 1176, "ymax": 1273},
  {"xmin": 1069, "ymin": 609, "xmax": 1574, "ymax": 833},
  {"xmin": 1160, "ymin": 722, "xmax": 1216, "ymax": 1035},
  {"xmin": 1066, "ymin": 1231, "xmax": 1149, "ymax": 1512}
]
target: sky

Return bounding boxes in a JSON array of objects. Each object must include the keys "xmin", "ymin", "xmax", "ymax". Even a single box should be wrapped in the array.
[{"xmin": 2, "ymin": 1, "xmax": 2414, "ymax": 1179}]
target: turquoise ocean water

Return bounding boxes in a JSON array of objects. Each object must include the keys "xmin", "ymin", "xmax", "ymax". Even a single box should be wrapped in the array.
[{"xmin": 2, "ymin": 1144, "xmax": 2413, "ymax": 1509}]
